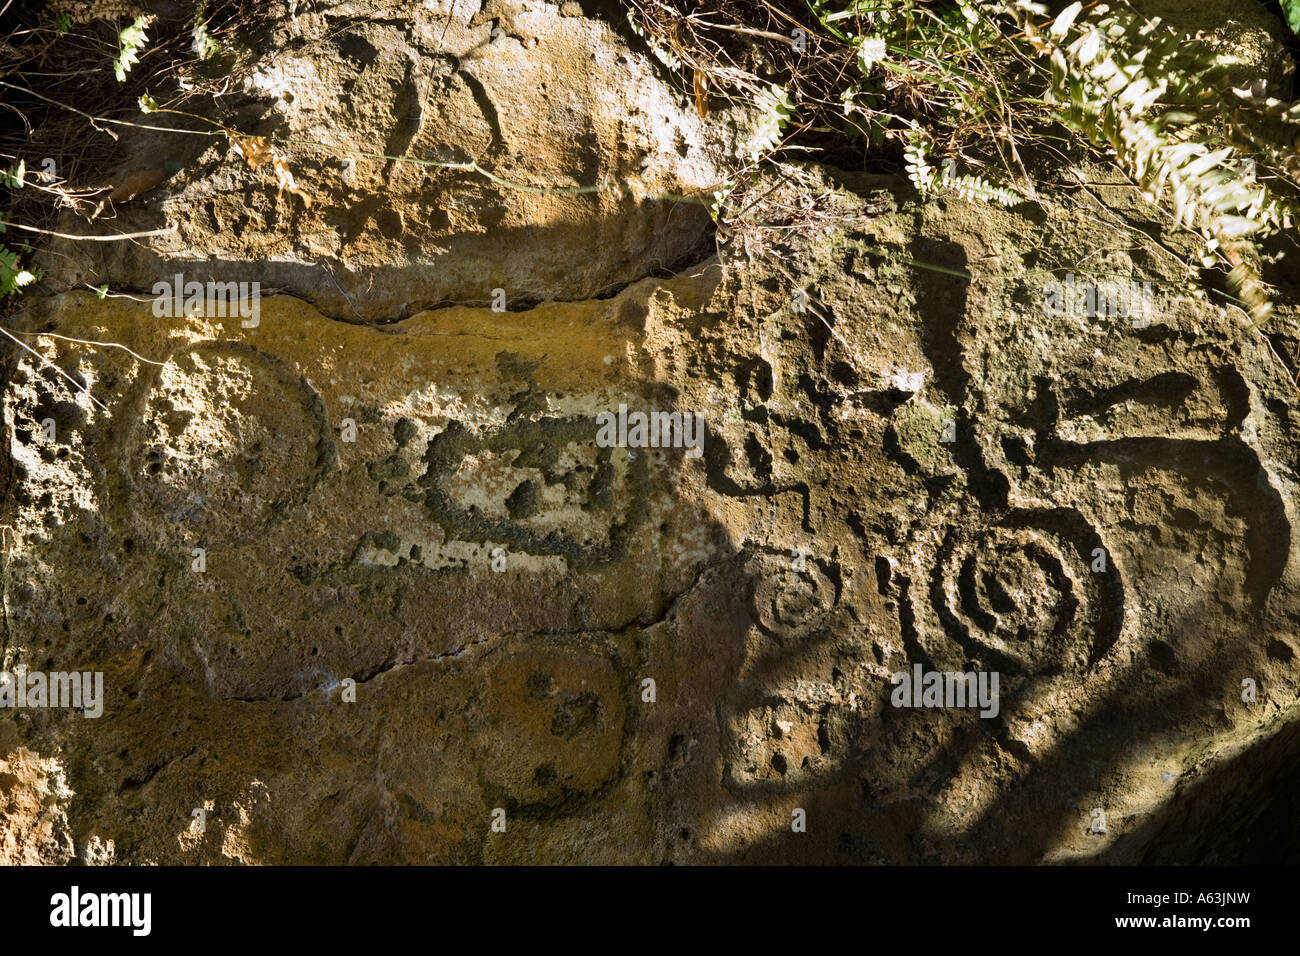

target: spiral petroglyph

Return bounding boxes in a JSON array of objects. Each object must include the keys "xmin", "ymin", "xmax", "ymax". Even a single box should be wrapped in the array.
[
  {"xmin": 906, "ymin": 509, "xmax": 1123, "ymax": 676},
  {"xmin": 120, "ymin": 342, "xmax": 336, "ymax": 550},
  {"xmin": 746, "ymin": 548, "xmax": 839, "ymax": 640}
]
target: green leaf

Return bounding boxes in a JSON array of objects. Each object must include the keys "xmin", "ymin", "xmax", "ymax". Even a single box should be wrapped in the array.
[
  {"xmin": 0, "ymin": 243, "xmax": 42, "ymax": 299},
  {"xmin": 1050, "ymin": 2, "xmax": 1084, "ymax": 39},
  {"xmin": 1282, "ymin": 0, "xmax": 1300, "ymax": 34},
  {"xmin": 1, "ymin": 160, "xmax": 24, "ymax": 189},
  {"xmin": 113, "ymin": 16, "xmax": 151, "ymax": 82},
  {"xmin": 192, "ymin": 8, "xmax": 219, "ymax": 60}
]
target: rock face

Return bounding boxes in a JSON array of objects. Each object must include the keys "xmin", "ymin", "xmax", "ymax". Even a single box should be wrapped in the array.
[
  {"xmin": 39, "ymin": 0, "xmax": 746, "ymax": 320},
  {"xmin": 4, "ymin": 3, "xmax": 1300, "ymax": 865}
]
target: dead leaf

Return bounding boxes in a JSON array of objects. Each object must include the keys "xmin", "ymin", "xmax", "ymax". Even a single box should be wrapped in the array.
[
  {"xmin": 106, "ymin": 167, "xmax": 166, "ymax": 205},
  {"xmin": 88, "ymin": 166, "xmax": 168, "ymax": 221},
  {"xmin": 693, "ymin": 69, "xmax": 709, "ymax": 118},
  {"xmin": 229, "ymin": 133, "xmax": 312, "ymax": 207}
]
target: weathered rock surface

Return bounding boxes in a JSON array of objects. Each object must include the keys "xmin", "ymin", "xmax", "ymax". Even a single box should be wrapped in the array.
[
  {"xmin": 4, "ymin": 2, "xmax": 1300, "ymax": 865},
  {"xmin": 38, "ymin": 0, "xmax": 747, "ymax": 319}
]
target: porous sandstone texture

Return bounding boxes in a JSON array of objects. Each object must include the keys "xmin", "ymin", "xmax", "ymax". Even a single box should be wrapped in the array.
[
  {"xmin": 3, "ymin": 0, "xmax": 1299, "ymax": 864},
  {"xmin": 40, "ymin": 0, "xmax": 747, "ymax": 320}
]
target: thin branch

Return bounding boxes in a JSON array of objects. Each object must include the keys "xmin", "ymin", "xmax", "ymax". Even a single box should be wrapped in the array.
[
  {"xmin": 6, "ymin": 328, "xmax": 164, "ymax": 366},
  {"xmin": 0, "ymin": 325, "xmax": 108, "ymax": 411},
  {"xmin": 1255, "ymin": 326, "xmax": 1300, "ymax": 395},
  {"xmin": 688, "ymin": 20, "xmax": 792, "ymax": 43},
  {"xmin": 2, "ymin": 221, "xmax": 177, "ymax": 241},
  {"xmin": 0, "ymin": 80, "xmax": 222, "ymax": 138}
]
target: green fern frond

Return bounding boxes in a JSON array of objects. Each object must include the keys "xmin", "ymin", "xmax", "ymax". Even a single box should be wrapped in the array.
[
  {"xmin": 113, "ymin": 15, "xmax": 153, "ymax": 82},
  {"xmin": 0, "ymin": 245, "xmax": 40, "ymax": 299},
  {"xmin": 747, "ymin": 85, "xmax": 795, "ymax": 161},
  {"xmin": 905, "ymin": 130, "xmax": 1021, "ymax": 207},
  {"xmin": 192, "ymin": 3, "xmax": 219, "ymax": 60},
  {"xmin": 1008, "ymin": 0, "xmax": 1299, "ymax": 324}
]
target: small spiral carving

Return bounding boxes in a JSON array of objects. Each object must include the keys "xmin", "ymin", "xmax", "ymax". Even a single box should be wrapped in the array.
[
  {"xmin": 748, "ymin": 549, "xmax": 838, "ymax": 639},
  {"xmin": 123, "ymin": 342, "xmax": 334, "ymax": 549}
]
